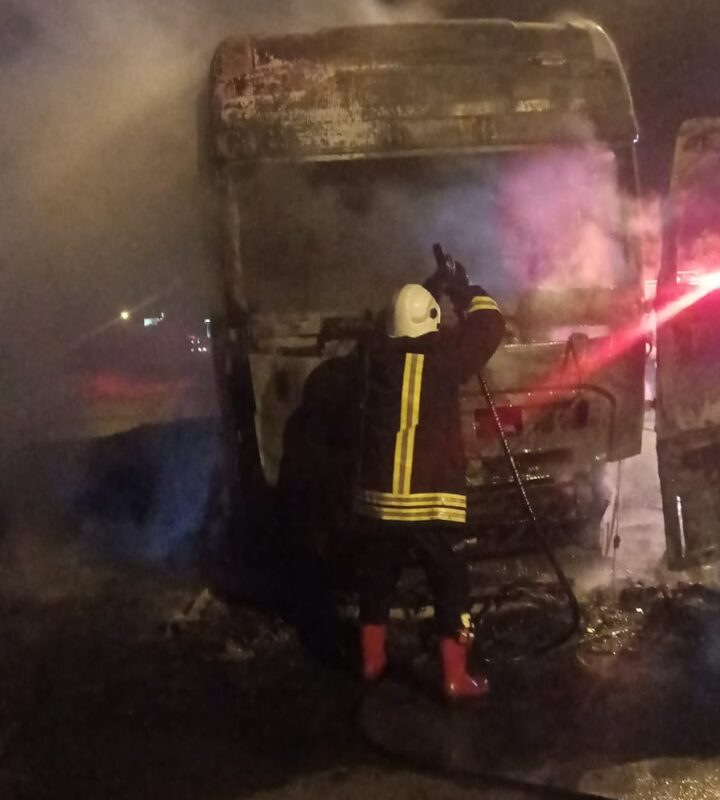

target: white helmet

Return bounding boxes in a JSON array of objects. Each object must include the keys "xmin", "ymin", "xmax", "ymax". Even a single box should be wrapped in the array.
[{"xmin": 387, "ymin": 284, "xmax": 441, "ymax": 338}]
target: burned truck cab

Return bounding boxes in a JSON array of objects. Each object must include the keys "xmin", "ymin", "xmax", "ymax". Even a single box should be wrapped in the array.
[{"xmin": 208, "ymin": 20, "xmax": 644, "ymax": 564}]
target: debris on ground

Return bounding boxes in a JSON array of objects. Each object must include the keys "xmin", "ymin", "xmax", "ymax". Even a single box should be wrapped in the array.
[
  {"xmin": 0, "ymin": 567, "xmax": 363, "ymax": 800},
  {"xmin": 164, "ymin": 585, "xmax": 297, "ymax": 661}
]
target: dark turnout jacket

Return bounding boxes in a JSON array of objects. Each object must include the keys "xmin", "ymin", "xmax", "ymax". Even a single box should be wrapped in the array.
[{"xmin": 354, "ymin": 287, "xmax": 504, "ymax": 525}]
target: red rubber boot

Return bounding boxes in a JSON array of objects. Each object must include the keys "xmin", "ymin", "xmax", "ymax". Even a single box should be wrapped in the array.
[
  {"xmin": 360, "ymin": 624, "xmax": 387, "ymax": 681},
  {"xmin": 440, "ymin": 637, "xmax": 489, "ymax": 701}
]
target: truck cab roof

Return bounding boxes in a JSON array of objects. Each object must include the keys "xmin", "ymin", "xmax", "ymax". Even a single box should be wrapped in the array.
[{"xmin": 210, "ymin": 19, "xmax": 637, "ymax": 163}]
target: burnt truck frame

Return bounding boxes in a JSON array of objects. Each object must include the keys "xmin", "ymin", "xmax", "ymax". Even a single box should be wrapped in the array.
[
  {"xmin": 208, "ymin": 19, "xmax": 645, "ymax": 565},
  {"xmin": 656, "ymin": 118, "xmax": 720, "ymax": 570}
]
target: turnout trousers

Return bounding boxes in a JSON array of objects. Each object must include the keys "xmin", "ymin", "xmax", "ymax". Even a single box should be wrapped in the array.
[{"xmin": 356, "ymin": 516, "xmax": 471, "ymax": 638}]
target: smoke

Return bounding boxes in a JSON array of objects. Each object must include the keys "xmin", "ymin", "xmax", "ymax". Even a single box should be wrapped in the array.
[
  {"xmin": 0, "ymin": 0, "xmax": 443, "ymax": 589},
  {"xmin": 0, "ymin": 0, "xmax": 437, "ymax": 444},
  {"xmin": 241, "ymin": 146, "xmax": 635, "ymax": 321}
]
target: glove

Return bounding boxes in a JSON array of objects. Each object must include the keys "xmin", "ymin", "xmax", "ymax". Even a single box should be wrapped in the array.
[
  {"xmin": 423, "ymin": 264, "xmax": 449, "ymax": 302},
  {"xmin": 446, "ymin": 260, "xmax": 471, "ymax": 310},
  {"xmin": 426, "ymin": 243, "xmax": 460, "ymax": 300},
  {"xmin": 425, "ymin": 245, "xmax": 471, "ymax": 309}
]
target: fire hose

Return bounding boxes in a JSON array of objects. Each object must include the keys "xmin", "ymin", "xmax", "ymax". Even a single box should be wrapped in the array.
[
  {"xmin": 432, "ymin": 244, "xmax": 582, "ymax": 656},
  {"xmin": 476, "ymin": 372, "xmax": 582, "ymax": 655}
]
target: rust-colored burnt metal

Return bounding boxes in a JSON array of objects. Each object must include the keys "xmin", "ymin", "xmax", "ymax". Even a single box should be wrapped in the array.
[{"xmin": 211, "ymin": 20, "xmax": 637, "ymax": 163}]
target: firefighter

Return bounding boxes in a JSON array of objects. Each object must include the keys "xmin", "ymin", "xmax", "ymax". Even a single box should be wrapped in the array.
[{"xmin": 354, "ymin": 253, "xmax": 504, "ymax": 701}]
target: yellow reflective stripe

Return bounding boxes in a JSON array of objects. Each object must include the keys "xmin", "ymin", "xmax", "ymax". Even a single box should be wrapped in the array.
[
  {"xmin": 392, "ymin": 353, "xmax": 424, "ymax": 495},
  {"xmin": 354, "ymin": 500, "xmax": 466, "ymax": 524},
  {"xmin": 469, "ymin": 298, "xmax": 500, "ymax": 313},
  {"xmin": 392, "ymin": 354, "xmax": 413, "ymax": 494},
  {"xmin": 468, "ymin": 296, "xmax": 500, "ymax": 314},
  {"xmin": 356, "ymin": 489, "xmax": 467, "ymax": 510},
  {"xmin": 403, "ymin": 355, "xmax": 423, "ymax": 493},
  {"xmin": 399, "ymin": 354, "xmax": 412, "ymax": 430}
]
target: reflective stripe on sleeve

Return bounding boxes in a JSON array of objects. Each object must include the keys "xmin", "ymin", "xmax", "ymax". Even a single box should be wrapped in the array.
[{"xmin": 468, "ymin": 296, "xmax": 500, "ymax": 314}]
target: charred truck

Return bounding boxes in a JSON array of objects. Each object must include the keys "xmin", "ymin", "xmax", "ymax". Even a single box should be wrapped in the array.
[{"xmin": 208, "ymin": 20, "xmax": 645, "ymax": 582}]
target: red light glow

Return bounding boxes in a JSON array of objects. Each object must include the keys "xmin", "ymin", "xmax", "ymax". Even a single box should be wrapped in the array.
[{"xmin": 531, "ymin": 271, "xmax": 720, "ymax": 392}]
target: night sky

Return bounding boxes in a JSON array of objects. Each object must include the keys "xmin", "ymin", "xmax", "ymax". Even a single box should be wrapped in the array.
[{"xmin": 1, "ymin": 0, "xmax": 719, "ymax": 442}]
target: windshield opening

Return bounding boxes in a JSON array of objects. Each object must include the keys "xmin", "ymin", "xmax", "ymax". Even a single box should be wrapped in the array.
[{"xmin": 237, "ymin": 147, "xmax": 633, "ymax": 318}]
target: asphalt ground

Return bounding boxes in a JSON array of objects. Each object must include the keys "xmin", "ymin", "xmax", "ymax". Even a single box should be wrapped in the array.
[
  {"xmin": 0, "ymin": 558, "xmax": 609, "ymax": 800},
  {"xmin": 3, "ymin": 419, "xmax": 720, "ymax": 798}
]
